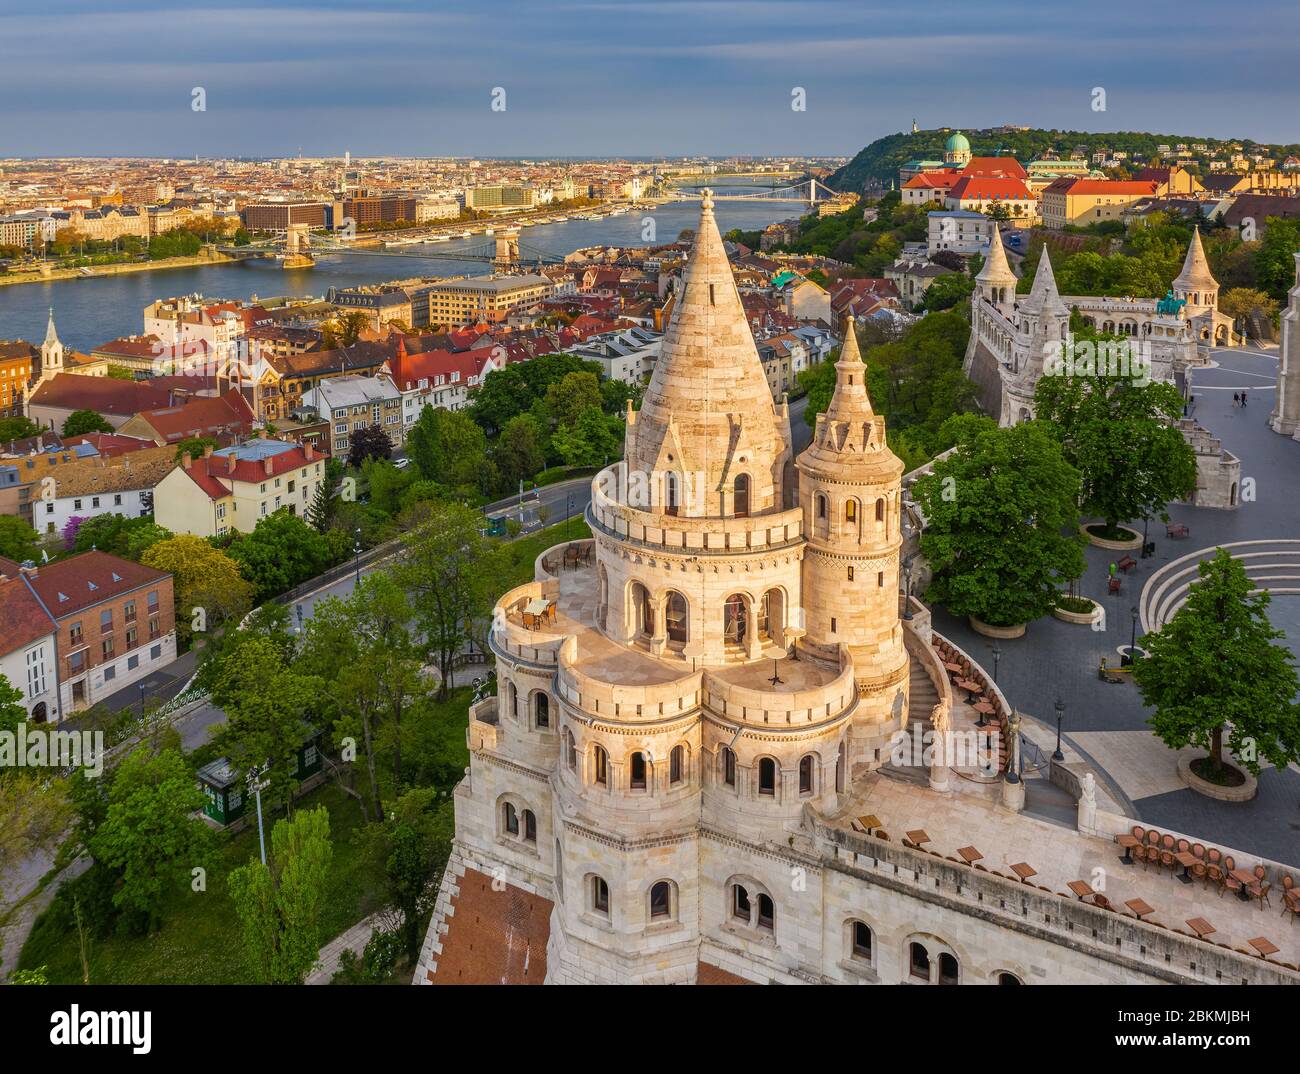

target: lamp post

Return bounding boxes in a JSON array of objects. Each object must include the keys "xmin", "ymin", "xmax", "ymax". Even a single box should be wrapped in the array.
[
  {"xmin": 1052, "ymin": 698, "xmax": 1065, "ymax": 762},
  {"xmin": 353, "ymin": 526, "xmax": 362, "ymax": 586},
  {"xmin": 1141, "ymin": 514, "xmax": 1151, "ymax": 558},
  {"xmin": 1124, "ymin": 605, "xmax": 1139, "ymax": 666},
  {"xmin": 295, "ymin": 603, "xmax": 304, "ymax": 635},
  {"xmin": 138, "ymin": 683, "xmax": 146, "ymax": 717},
  {"xmin": 991, "ymin": 642, "xmax": 1002, "ymax": 684},
  {"xmin": 901, "ymin": 555, "xmax": 914, "ymax": 621}
]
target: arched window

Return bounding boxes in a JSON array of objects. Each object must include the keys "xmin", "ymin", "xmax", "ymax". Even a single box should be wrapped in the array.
[
  {"xmin": 909, "ymin": 942, "xmax": 930, "ymax": 981},
  {"xmin": 816, "ymin": 493, "xmax": 827, "ymax": 520},
  {"xmin": 665, "ymin": 591, "xmax": 688, "ymax": 644},
  {"xmin": 650, "ymin": 881, "xmax": 672, "ymax": 920},
  {"xmin": 503, "ymin": 802, "xmax": 519, "ymax": 835},
  {"xmin": 592, "ymin": 875, "xmax": 609, "ymax": 915},
  {"xmin": 664, "ymin": 471, "xmax": 679, "ymax": 516},
  {"xmin": 734, "ymin": 473, "xmax": 750, "ymax": 518},
  {"xmin": 732, "ymin": 884, "xmax": 751, "ymax": 922},
  {"xmin": 723, "ymin": 594, "xmax": 747, "ymax": 646},
  {"xmin": 997, "ymin": 972, "xmax": 1021, "ymax": 985},
  {"xmin": 632, "ymin": 582, "xmax": 653, "ymax": 638},
  {"xmin": 507, "ymin": 681, "xmax": 518, "ymax": 718},
  {"xmin": 630, "ymin": 751, "xmax": 648, "ymax": 791},
  {"xmin": 31, "ymin": 702, "xmax": 47, "ymax": 724},
  {"xmin": 594, "ymin": 746, "xmax": 608, "ymax": 786},
  {"xmin": 938, "ymin": 952, "xmax": 959, "ymax": 985},
  {"xmin": 533, "ymin": 692, "xmax": 549, "ymax": 729},
  {"xmin": 836, "ymin": 741, "xmax": 846, "ymax": 793},
  {"xmin": 670, "ymin": 745, "xmax": 684, "ymax": 785},
  {"xmin": 847, "ymin": 566, "xmax": 854, "ymax": 581},
  {"xmin": 723, "ymin": 747, "xmax": 737, "ymax": 787},
  {"xmin": 798, "ymin": 754, "xmax": 815, "ymax": 795},
  {"xmin": 565, "ymin": 729, "xmax": 577, "ymax": 771},
  {"xmin": 875, "ymin": 497, "xmax": 885, "ymax": 523},
  {"xmin": 758, "ymin": 757, "xmax": 776, "ymax": 796},
  {"xmin": 845, "ymin": 498, "xmax": 858, "ymax": 526},
  {"xmin": 851, "ymin": 921, "xmax": 872, "ymax": 960},
  {"xmin": 523, "ymin": 809, "xmax": 537, "ymax": 842},
  {"xmin": 756, "ymin": 893, "xmax": 775, "ymax": 932}
]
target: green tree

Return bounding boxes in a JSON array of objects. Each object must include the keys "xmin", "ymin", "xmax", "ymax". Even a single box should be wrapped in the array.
[
  {"xmin": 361, "ymin": 458, "xmax": 414, "ymax": 516},
  {"xmin": 0, "ymin": 516, "xmax": 40, "ymax": 563},
  {"xmin": 228, "ymin": 805, "xmax": 333, "ymax": 984},
  {"xmin": 405, "ymin": 406, "xmax": 493, "ymax": 495},
  {"xmin": 398, "ymin": 502, "xmax": 497, "ymax": 701},
  {"xmin": 542, "ymin": 370, "xmax": 603, "ymax": 430},
  {"xmin": 1254, "ymin": 218, "xmax": 1300, "ymax": 301},
  {"xmin": 305, "ymin": 476, "xmax": 332, "ymax": 533},
  {"xmin": 1033, "ymin": 363, "xmax": 1197, "ymax": 535},
  {"xmin": 550, "ymin": 405, "xmax": 623, "ymax": 467},
  {"xmin": 227, "ymin": 510, "xmax": 332, "ymax": 603},
  {"xmin": 379, "ymin": 788, "xmax": 454, "ymax": 964},
  {"xmin": 0, "ymin": 416, "xmax": 39, "ymax": 442},
  {"xmin": 492, "ymin": 413, "xmax": 546, "ymax": 488},
  {"xmin": 69, "ymin": 514, "xmax": 171, "ymax": 560},
  {"xmin": 140, "ymin": 535, "xmax": 253, "ymax": 646},
  {"xmin": 468, "ymin": 352, "xmax": 600, "ymax": 435},
  {"xmin": 1134, "ymin": 549, "xmax": 1300, "ymax": 777},
  {"xmin": 919, "ymin": 272, "xmax": 975, "ymax": 312},
  {"xmin": 912, "ymin": 415, "xmax": 1086, "ymax": 627},
  {"xmin": 60, "ymin": 410, "xmax": 114, "ymax": 438},
  {"xmin": 88, "ymin": 745, "xmax": 211, "ymax": 933},
  {"xmin": 172, "ymin": 436, "xmax": 218, "ymax": 462}
]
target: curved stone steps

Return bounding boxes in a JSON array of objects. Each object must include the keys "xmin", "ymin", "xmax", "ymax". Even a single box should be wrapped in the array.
[{"xmin": 1140, "ymin": 540, "xmax": 1300, "ymax": 632}]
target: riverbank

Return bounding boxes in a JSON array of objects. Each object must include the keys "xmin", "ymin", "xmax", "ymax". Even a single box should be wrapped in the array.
[{"xmin": 0, "ymin": 250, "xmax": 244, "ymax": 288}]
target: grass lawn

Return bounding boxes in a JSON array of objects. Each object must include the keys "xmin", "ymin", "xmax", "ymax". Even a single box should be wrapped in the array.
[
  {"xmin": 19, "ymin": 782, "xmax": 386, "ymax": 985},
  {"xmin": 497, "ymin": 518, "xmax": 591, "ymax": 589}
]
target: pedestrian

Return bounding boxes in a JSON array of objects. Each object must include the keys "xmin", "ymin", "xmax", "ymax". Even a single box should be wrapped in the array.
[
  {"xmin": 1233, "ymin": 392, "xmax": 1240, "ymax": 407},
  {"xmin": 1242, "ymin": 389, "xmax": 1248, "ymax": 408},
  {"xmin": 1109, "ymin": 561, "xmax": 1117, "ymax": 579}
]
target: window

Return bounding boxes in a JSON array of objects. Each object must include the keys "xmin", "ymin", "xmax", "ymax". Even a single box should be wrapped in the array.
[
  {"xmin": 799, "ymin": 754, "xmax": 814, "ymax": 795},
  {"xmin": 847, "ymin": 566, "xmax": 854, "ymax": 581},
  {"xmin": 732, "ymin": 884, "xmax": 751, "ymax": 922},
  {"xmin": 125, "ymin": 628, "xmax": 137, "ymax": 649},
  {"xmin": 533, "ymin": 692, "xmax": 549, "ymax": 729},
  {"xmin": 103, "ymin": 665, "xmax": 115, "ymax": 682},
  {"xmin": 124, "ymin": 601, "xmax": 136, "ymax": 622},
  {"xmin": 830, "ymin": 617, "xmax": 837, "ymax": 634},
  {"xmin": 816, "ymin": 493, "xmax": 827, "ymax": 520},
  {"xmin": 756, "ymin": 894, "xmax": 774, "ymax": 932},
  {"xmin": 723, "ymin": 747, "xmax": 736, "ymax": 787},
  {"xmin": 845, "ymin": 499, "xmax": 857, "ymax": 525},
  {"xmin": 910, "ymin": 942, "xmax": 930, "ymax": 981},
  {"xmin": 650, "ymin": 881, "xmax": 671, "ymax": 920},
  {"xmin": 630, "ymin": 751, "xmax": 647, "ymax": 791},
  {"xmin": 69, "ymin": 622, "xmax": 82, "ymax": 644},
  {"xmin": 150, "ymin": 644, "xmax": 161, "ymax": 660},
  {"xmin": 664, "ymin": 472, "xmax": 679, "ymax": 516},
  {"xmin": 147, "ymin": 590, "xmax": 159, "ymax": 612},
  {"xmin": 594, "ymin": 746, "xmax": 608, "ymax": 786},
  {"xmin": 733, "ymin": 473, "xmax": 750, "ymax": 518},
  {"xmin": 100, "ymin": 609, "xmax": 112, "ymax": 632},
  {"xmin": 127, "ymin": 654, "xmax": 139, "ymax": 671},
  {"xmin": 503, "ymin": 802, "xmax": 519, "ymax": 835},
  {"xmin": 670, "ymin": 745, "xmax": 683, "ymax": 785},
  {"xmin": 69, "ymin": 651, "xmax": 86, "ymax": 673},
  {"xmin": 938, "ymin": 953, "xmax": 959, "ymax": 986},
  {"xmin": 997, "ymin": 972, "xmax": 1021, "ymax": 985},
  {"xmin": 758, "ymin": 757, "xmax": 776, "ymax": 796},
  {"xmin": 592, "ymin": 876, "xmax": 609, "ymax": 915},
  {"xmin": 565, "ymin": 729, "xmax": 577, "ymax": 771},
  {"xmin": 101, "ymin": 638, "xmax": 114, "ymax": 659},
  {"xmin": 523, "ymin": 809, "xmax": 536, "ymax": 843},
  {"xmin": 723, "ymin": 594, "xmax": 746, "ymax": 646},
  {"xmin": 852, "ymin": 921, "xmax": 872, "ymax": 960},
  {"xmin": 665, "ymin": 591, "xmax": 688, "ymax": 644}
]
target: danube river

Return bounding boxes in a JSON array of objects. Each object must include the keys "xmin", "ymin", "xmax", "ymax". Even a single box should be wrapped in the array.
[{"xmin": 0, "ymin": 181, "xmax": 803, "ymax": 352}]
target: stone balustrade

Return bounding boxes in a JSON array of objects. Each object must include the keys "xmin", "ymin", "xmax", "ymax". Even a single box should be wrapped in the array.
[
  {"xmin": 702, "ymin": 650, "xmax": 857, "ymax": 729},
  {"xmin": 555, "ymin": 635, "xmax": 703, "ymax": 722}
]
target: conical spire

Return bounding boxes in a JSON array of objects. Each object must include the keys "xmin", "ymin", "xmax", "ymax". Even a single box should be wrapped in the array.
[
  {"xmin": 977, "ymin": 225, "xmax": 1017, "ymax": 288},
  {"xmin": 1021, "ymin": 248, "xmax": 1066, "ymax": 315},
  {"xmin": 626, "ymin": 189, "xmax": 787, "ymax": 515},
  {"xmin": 1174, "ymin": 226, "xmax": 1217, "ymax": 292},
  {"xmin": 43, "ymin": 307, "xmax": 59, "ymax": 347},
  {"xmin": 824, "ymin": 316, "xmax": 875, "ymax": 422}
]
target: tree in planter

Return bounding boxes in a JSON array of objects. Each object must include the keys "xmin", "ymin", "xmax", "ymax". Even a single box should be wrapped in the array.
[
  {"xmin": 1033, "ymin": 362, "xmax": 1196, "ymax": 538},
  {"xmin": 228, "ymin": 805, "xmax": 332, "ymax": 984},
  {"xmin": 1133, "ymin": 548, "xmax": 1300, "ymax": 779},
  {"xmin": 912, "ymin": 415, "xmax": 1086, "ymax": 627}
]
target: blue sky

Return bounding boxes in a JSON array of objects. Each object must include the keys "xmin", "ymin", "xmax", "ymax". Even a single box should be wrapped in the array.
[{"xmin": 1, "ymin": 0, "xmax": 1297, "ymax": 157}]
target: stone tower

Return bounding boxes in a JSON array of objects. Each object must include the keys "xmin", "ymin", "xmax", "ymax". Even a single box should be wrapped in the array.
[
  {"xmin": 975, "ymin": 225, "xmax": 1017, "ymax": 314},
  {"xmin": 38, "ymin": 308, "xmax": 64, "ymax": 386},
  {"xmin": 1270, "ymin": 253, "xmax": 1300, "ymax": 437},
  {"xmin": 1172, "ymin": 226, "xmax": 1218, "ymax": 319},
  {"xmin": 1002, "ymin": 249, "xmax": 1070, "ymax": 425},
  {"xmin": 795, "ymin": 319, "xmax": 909, "ymax": 768}
]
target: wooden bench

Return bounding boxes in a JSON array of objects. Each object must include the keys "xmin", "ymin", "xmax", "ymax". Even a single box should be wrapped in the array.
[
  {"xmin": 1107, "ymin": 577, "xmax": 1122, "ymax": 594},
  {"xmin": 1166, "ymin": 523, "xmax": 1189, "ymax": 539},
  {"xmin": 1117, "ymin": 554, "xmax": 1137, "ymax": 573}
]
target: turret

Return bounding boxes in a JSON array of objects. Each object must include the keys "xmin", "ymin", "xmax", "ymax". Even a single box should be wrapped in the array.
[
  {"xmin": 976, "ymin": 225, "xmax": 1017, "ymax": 312},
  {"xmin": 1173, "ymin": 226, "xmax": 1219, "ymax": 318}
]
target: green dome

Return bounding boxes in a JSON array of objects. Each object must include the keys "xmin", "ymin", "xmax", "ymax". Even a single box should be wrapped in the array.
[{"xmin": 945, "ymin": 131, "xmax": 970, "ymax": 153}]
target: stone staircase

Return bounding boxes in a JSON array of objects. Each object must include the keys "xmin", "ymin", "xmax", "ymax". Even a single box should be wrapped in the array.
[{"xmin": 880, "ymin": 659, "xmax": 941, "ymax": 786}]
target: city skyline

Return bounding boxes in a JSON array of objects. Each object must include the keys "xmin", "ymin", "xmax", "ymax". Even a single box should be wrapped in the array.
[{"xmin": 2, "ymin": 0, "xmax": 1298, "ymax": 157}]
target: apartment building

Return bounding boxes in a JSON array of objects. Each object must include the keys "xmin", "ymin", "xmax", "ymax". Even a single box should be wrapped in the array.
[
  {"xmin": 427, "ymin": 275, "xmax": 553, "ymax": 327},
  {"xmin": 1040, "ymin": 178, "xmax": 1160, "ymax": 228},
  {"xmin": 0, "ymin": 564, "xmax": 60, "ymax": 722},
  {"xmin": 300, "ymin": 374, "xmax": 404, "ymax": 458},
  {"xmin": 33, "ymin": 444, "xmax": 176, "ymax": 538}
]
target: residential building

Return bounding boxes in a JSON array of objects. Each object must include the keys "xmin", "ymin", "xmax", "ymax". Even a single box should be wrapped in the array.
[
  {"xmin": 154, "ymin": 438, "xmax": 328, "ymax": 537},
  {"xmin": 564, "ymin": 326, "xmax": 662, "ymax": 384},
  {"xmin": 465, "ymin": 185, "xmax": 536, "ymax": 212},
  {"xmin": 0, "ymin": 341, "xmax": 36, "ymax": 416},
  {"xmin": 26, "ymin": 374, "xmax": 175, "ymax": 433},
  {"xmin": 299, "ymin": 374, "xmax": 404, "ymax": 458},
  {"xmin": 1040, "ymin": 178, "xmax": 1159, "ymax": 229},
  {"xmin": 117, "ymin": 390, "xmax": 256, "ymax": 447},
  {"xmin": 427, "ymin": 275, "xmax": 554, "ymax": 327},
  {"xmin": 0, "ymin": 565, "xmax": 60, "ymax": 722},
  {"xmin": 927, "ymin": 210, "xmax": 994, "ymax": 256},
  {"xmin": 32, "ymin": 444, "xmax": 176, "ymax": 538}
]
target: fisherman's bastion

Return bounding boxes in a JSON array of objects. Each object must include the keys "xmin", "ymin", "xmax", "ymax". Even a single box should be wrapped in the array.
[{"xmin": 415, "ymin": 194, "xmax": 1300, "ymax": 987}]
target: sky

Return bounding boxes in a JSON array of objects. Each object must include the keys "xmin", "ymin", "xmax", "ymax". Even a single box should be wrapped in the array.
[{"xmin": 1, "ymin": 0, "xmax": 1297, "ymax": 158}]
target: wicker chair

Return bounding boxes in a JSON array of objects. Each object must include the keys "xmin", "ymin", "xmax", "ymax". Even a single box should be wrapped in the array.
[
  {"xmin": 1223, "ymin": 856, "xmax": 1243, "ymax": 899},
  {"xmin": 1192, "ymin": 843, "xmax": 1205, "ymax": 860},
  {"xmin": 1191, "ymin": 861, "xmax": 1208, "ymax": 887},
  {"xmin": 1159, "ymin": 846, "xmax": 1176, "ymax": 872},
  {"xmin": 1249, "ymin": 881, "xmax": 1272, "ymax": 910}
]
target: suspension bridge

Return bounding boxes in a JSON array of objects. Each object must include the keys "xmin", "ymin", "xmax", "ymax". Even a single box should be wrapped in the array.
[{"xmin": 666, "ymin": 177, "xmax": 842, "ymax": 206}]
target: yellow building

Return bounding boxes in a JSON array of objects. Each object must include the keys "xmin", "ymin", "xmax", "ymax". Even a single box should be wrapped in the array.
[
  {"xmin": 426, "ymin": 275, "xmax": 553, "ymax": 327},
  {"xmin": 1040, "ymin": 178, "xmax": 1159, "ymax": 229}
]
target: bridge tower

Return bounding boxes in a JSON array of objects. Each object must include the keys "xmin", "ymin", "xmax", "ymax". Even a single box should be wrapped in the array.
[
  {"xmin": 282, "ymin": 223, "xmax": 315, "ymax": 269},
  {"xmin": 494, "ymin": 229, "xmax": 521, "ymax": 271}
]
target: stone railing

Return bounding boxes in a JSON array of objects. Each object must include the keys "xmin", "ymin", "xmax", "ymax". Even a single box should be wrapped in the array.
[
  {"xmin": 702, "ymin": 648, "xmax": 857, "ymax": 729},
  {"xmin": 490, "ymin": 579, "xmax": 565, "ymax": 666},
  {"xmin": 468, "ymin": 696, "xmax": 500, "ymax": 752},
  {"xmin": 812, "ymin": 818, "xmax": 1298, "ymax": 985},
  {"xmin": 555, "ymin": 635, "xmax": 702, "ymax": 721},
  {"xmin": 537, "ymin": 538, "xmax": 596, "ymax": 580},
  {"xmin": 588, "ymin": 464, "xmax": 803, "ymax": 556}
]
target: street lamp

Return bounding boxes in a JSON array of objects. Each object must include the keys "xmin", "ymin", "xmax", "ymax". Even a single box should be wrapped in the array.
[
  {"xmin": 901, "ymin": 555, "xmax": 914, "ymax": 620},
  {"xmin": 1141, "ymin": 514, "xmax": 1151, "ymax": 558},
  {"xmin": 138, "ymin": 683, "xmax": 146, "ymax": 717},
  {"xmin": 295, "ymin": 603, "xmax": 304, "ymax": 634},
  {"xmin": 353, "ymin": 527, "xmax": 362, "ymax": 585},
  {"xmin": 991, "ymin": 642, "xmax": 1002, "ymax": 684},
  {"xmin": 1124, "ymin": 605, "xmax": 1139, "ymax": 666},
  {"xmin": 1052, "ymin": 697, "xmax": 1065, "ymax": 762}
]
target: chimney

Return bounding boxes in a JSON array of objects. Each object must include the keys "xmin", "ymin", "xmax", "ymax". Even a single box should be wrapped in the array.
[
  {"xmin": 19, "ymin": 561, "xmax": 37, "ymax": 579},
  {"xmin": 304, "ymin": 441, "xmax": 315, "ymax": 461},
  {"xmin": 203, "ymin": 443, "xmax": 214, "ymax": 458},
  {"xmin": 227, "ymin": 453, "xmax": 237, "ymax": 474},
  {"xmin": 181, "ymin": 452, "xmax": 192, "ymax": 470},
  {"xmin": 263, "ymin": 456, "xmax": 273, "ymax": 476}
]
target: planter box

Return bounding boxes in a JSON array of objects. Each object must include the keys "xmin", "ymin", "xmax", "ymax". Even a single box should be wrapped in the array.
[
  {"xmin": 1080, "ymin": 523, "xmax": 1143, "ymax": 550},
  {"xmin": 969, "ymin": 616, "xmax": 1025, "ymax": 639},
  {"xmin": 1053, "ymin": 599, "xmax": 1102, "ymax": 626},
  {"xmin": 1177, "ymin": 754, "xmax": 1257, "ymax": 802}
]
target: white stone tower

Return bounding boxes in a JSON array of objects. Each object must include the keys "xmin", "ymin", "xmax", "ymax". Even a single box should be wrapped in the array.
[
  {"xmin": 1002, "ymin": 249, "xmax": 1070, "ymax": 425},
  {"xmin": 795, "ymin": 319, "xmax": 909, "ymax": 769},
  {"xmin": 38, "ymin": 308, "xmax": 64, "ymax": 386},
  {"xmin": 1172, "ymin": 226, "xmax": 1219, "ymax": 319},
  {"xmin": 975, "ymin": 225, "xmax": 1017, "ymax": 314}
]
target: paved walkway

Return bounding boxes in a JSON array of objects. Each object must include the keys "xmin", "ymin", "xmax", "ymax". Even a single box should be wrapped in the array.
[
  {"xmin": 933, "ymin": 346, "xmax": 1300, "ymax": 867},
  {"xmin": 306, "ymin": 909, "xmax": 394, "ymax": 984},
  {"xmin": 0, "ymin": 853, "xmax": 90, "ymax": 980}
]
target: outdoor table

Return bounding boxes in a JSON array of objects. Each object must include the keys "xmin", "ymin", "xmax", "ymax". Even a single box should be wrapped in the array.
[
  {"xmin": 906, "ymin": 829, "xmax": 930, "ymax": 846},
  {"xmin": 762, "ymin": 643, "xmax": 788, "ymax": 687},
  {"xmin": 1229, "ymin": 868, "xmax": 1256, "ymax": 901},
  {"xmin": 1125, "ymin": 898, "xmax": 1154, "ymax": 920},
  {"xmin": 972, "ymin": 700, "xmax": 995, "ymax": 728},
  {"xmin": 1174, "ymin": 850, "xmax": 1198, "ymax": 884},
  {"xmin": 1247, "ymin": 937, "xmax": 1279, "ymax": 958},
  {"xmin": 522, "ymin": 598, "xmax": 554, "ymax": 624},
  {"xmin": 1185, "ymin": 917, "xmax": 1216, "ymax": 939},
  {"xmin": 1010, "ymin": 862, "xmax": 1037, "ymax": 882},
  {"xmin": 955, "ymin": 678, "xmax": 982, "ymax": 703},
  {"xmin": 858, "ymin": 814, "xmax": 881, "ymax": 835},
  {"xmin": 1067, "ymin": 880, "xmax": 1094, "ymax": 900},
  {"xmin": 943, "ymin": 661, "xmax": 962, "ymax": 674},
  {"xmin": 1117, "ymin": 834, "xmax": 1139, "ymax": 865},
  {"xmin": 957, "ymin": 846, "xmax": 983, "ymax": 865}
]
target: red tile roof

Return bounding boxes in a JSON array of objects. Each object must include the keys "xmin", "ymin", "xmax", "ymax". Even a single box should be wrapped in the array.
[
  {"xmin": 61, "ymin": 432, "xmax": 158, "ymax": 457},
  {"xmin": 1046, "ymin": 178, "xmax": 1159, "ymax": 197},
  {"xmin": 24, "ymin": 550, "xmax": 170, "ymax": 620},
  {"xmin": 426, "ymin": 868, "xmax": 551, "ymax": 984},
  {"xmin": 0, "ymin": 575, "xmax": 57, "ymax": 657},
  {"xmin": 903, "ymin": 172, "xmax": 955, "ymax": 190},
  {"xmin": 948, "ymin": 176, "xmax": 1035, "ymax": 201},
  {"xmin": 130, "ymin": 390, "xmax": 256, "ymax": 444},
  {"xmin": 176, "ymin": 440, "xmax": 326, "ymax": 500},
  {"xmin": 961, "ymin": 156, "xmax": 1028, "ymax": 179},
  {"xmin": 28, "ymin": 374, "xmax": 176, "ymax": 417},
  {"xmin": 697, "ymin": 962, "xmax": 756, "ymax": 984}
]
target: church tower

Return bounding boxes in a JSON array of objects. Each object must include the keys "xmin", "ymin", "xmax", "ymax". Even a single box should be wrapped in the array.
[
  {"xmin": 795, "ymin": 319, "xmax": 909, "ymax": 768},
  {"xmin": 1004, "ymin": 249, "xmax": 1070, "ymax": 425},
  {"xmin": 1172, "ymin": 226, "xmax": 1219, "ymax": 318},
  {"xmin": 38, "ymin": 308, "xmax": 64, "ymax": 386},
  {"xmin": 975, "ymin": 225, "xmax": 1017, "ymax": 313}
]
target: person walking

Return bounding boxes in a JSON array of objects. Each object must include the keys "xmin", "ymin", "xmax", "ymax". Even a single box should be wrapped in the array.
[
  {"xmin": 1233, "ymin": 392, "xmax": 1240, "ymax": 407},
  {"xmin": 1241, "ymin": 389, "xmax": 1248, "ymax": 408}
]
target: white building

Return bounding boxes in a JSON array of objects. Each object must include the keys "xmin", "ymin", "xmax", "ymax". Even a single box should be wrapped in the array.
[
  {"xmin": 33, "ymin": 445, "xmax": 176, "ymax": 539},
  {"xmin": 564, "ymin": 327, "xmax": 662, "ymax": 384},
  {"xmin": 0, "ymin": 570, "xmax": 60, "ymax": 723},
  {"xmin": 927, "ymin": 211, "xmax": 995, "ymax": 256}
]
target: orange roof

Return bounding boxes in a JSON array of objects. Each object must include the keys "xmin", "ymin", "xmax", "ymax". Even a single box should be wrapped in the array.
[
  {"xmin": 903, "ymin": 172, "xmax": 954, "ymax": 190},
  {"xmin": 948, "ymin": 176, "xmax": 1035, "ymax": 201},
  {"xmin": 961, "ymin": 156, "xmax": 1028, "ymax": 179},
  {"xmin": 698, "ymin": 962, "xmax": 756, "ymax": 984},
  {"xmin": 1047, "ymin": 179, "xmax": 1160, "ymax": 197},
  {"xmin": 426, "ymin": 868, "xmax": 551, "ymax": 984}
]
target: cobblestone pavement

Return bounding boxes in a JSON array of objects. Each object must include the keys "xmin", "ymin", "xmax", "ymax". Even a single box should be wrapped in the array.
[{"xmin": 931, "ymin": 346, "xmax": 1300, "ymax": 867}]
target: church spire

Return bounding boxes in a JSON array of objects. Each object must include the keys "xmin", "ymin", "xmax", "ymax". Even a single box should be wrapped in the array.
[
  {"xmin": 43, "ymin": 307, "xmax": 59, "ymax": 347},
  {"xmin": 977, "ymin": 225, "xmax": 1016, "ymax": 288},
  {"xmin": 824, "ymin": 316, "xmax": 875, "ymax": 422}
]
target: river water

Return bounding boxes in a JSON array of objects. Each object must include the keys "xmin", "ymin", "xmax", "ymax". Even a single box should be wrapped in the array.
[{"xmin": 0, "ymin": 181, "xmax": 802, "ymax": 351}]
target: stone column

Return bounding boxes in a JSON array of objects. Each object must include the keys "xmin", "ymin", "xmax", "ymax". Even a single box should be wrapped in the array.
[
  {"xmin": 649, "ymin": 597, "xmax": 666, "ymax": 656},
  {"xmin": 745, "ymin": 601, "xmax": 761, "ymax": 660},
  {"xmin": 928, "ymin": 702, "xmax": 950, "ymax": 792}
]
